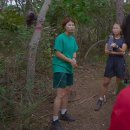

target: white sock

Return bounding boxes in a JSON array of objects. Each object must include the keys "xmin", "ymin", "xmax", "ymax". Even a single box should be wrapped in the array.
[
  {"xmin": 99, "ymin": 97, "xmax": 103, "ymax": 101},
  {"xmin": 53, "ymin": 116, "xmax": 59, "ymax": 122},
  {"xmin": 61, "ymin": 109, "xmax": 67, "ymax": 115},
  {"xmin": 103, "ymin": 95, "xmax": 106, "ymax": 102}
]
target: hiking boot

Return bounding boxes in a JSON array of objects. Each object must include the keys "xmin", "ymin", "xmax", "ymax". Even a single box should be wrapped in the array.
[
  {"xmin": 50, "ymin": 120, "xmax": 65, "ymax": 130},
  {"xmin": 60, "ymin": 111, "xmax": 76, "ymax": 122},
  {"xmin": 94, "ymin": 99, "xmax": 103, "ymax": 111}
]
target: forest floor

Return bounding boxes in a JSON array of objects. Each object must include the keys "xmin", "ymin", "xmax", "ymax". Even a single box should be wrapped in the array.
[{"xmin": 28, "ymin": 63, "xmax": 117, "ymax": 130}]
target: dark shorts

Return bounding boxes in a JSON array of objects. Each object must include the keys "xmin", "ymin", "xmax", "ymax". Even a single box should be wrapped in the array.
[
  {"xmin": 104, "ymin": 56, "xmax": 125, "ymax": 79},
  {"xmin": 53, "ymin": 72, "xmax": 73, "ymax": 88}
]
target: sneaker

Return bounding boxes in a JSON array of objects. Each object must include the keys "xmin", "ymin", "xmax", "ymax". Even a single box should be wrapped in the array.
[
  {"xmin": 50, "ymin": 120, "xmax": 65, "ymax": 130},
  {"xmin": 60, "ymin": 111, "xmax": 76, "ymax": 122},
  {"xmin": 94, "ymin": 99, "xmax": 103, "ymax": 111}
]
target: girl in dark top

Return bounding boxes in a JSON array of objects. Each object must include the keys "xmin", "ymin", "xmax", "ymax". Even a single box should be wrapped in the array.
[{"xmin": 95, "ymin": 23, "xmax": 127, "ymax": 111}]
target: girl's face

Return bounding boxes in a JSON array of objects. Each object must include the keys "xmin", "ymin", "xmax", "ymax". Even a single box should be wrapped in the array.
[
  {"xmin": 65, "ymin": 21, "xmax": 75, "ymax": 33},
  {"xmin": 112, "ymin": 24, "xmax": 122, "ymax": 36}
]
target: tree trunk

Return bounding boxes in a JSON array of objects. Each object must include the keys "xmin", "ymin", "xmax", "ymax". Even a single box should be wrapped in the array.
[
  {"xmin": 26, "ymin": 0, "xmax": 51, "ymax": 87},
  {"xmin": 116, "ymin": 0, "xmax": 124, "ymax": 24},
  {"xmin": 126, "ymin": 0, "xmax": 130, "ymax": 3}
]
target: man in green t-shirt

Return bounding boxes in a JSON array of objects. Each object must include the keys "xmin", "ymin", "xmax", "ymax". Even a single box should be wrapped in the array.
[{"xmin": 51, "ymin": 17, "xmax": 78, "ymax": 130}]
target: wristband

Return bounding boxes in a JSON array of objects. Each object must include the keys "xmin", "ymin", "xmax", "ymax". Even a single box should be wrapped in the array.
[{"xmin": 117, "ymin": 45, "xmax": 119, "ymax": 49}]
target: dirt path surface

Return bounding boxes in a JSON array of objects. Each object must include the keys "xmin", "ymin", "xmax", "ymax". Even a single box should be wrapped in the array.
[{"xmin": 32, "ymin": 64, "xmax": 117, "ymax": 130}]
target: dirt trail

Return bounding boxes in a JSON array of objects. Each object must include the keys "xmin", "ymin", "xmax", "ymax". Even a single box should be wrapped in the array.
[{"xmin": 32, "ymin": 64, "xmax": 117, "ymax": 130}]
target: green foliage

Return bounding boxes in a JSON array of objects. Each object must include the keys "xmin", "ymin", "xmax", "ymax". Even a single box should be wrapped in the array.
[
  {"xmin": 124, "ymin": 2, "xmax": 130, "ymax": 15},
  {"xmin": 0, "ymin": 86, "xmax": 6, "ymax": 95},
  {"xmin": 0, "ymin": 9, "xmax": 24, "ymax": 32},
  {"xmin": 0, "ymin": 58, "xmax": 5, "ymax": 76},
  {"xmin": 48, "ymin": 0, "xmax": 113, "ymax": 24},
  {"xmin": 0, "ymin": 1, "xmax": 130, "ymax": 129}
]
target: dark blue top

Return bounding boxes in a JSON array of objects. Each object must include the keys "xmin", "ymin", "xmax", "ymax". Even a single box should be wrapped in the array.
[
  {"xmin": 112, "ymin": 37, "xmax": 125, "ymax": 52},
  {"xmin": 107, "ymin": 37, "xmax": 126, "ymax": 57}
]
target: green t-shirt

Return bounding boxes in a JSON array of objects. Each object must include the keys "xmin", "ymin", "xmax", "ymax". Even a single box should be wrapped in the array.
[{"xmin": 52, "ymin": 33, "xmax": 78, "ymax": 74}]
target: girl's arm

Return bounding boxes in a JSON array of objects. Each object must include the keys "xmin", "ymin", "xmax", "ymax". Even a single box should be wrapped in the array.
[
  {"xmin": 105, "ymin": 44, "xmax": 112, "ymax": 54},
  {"xmin": 55, "ymin": 51, "xmax": 77, "ymax": 67},
  {"xmin": 110, "ymin": 51, "xmax": 125, "ymax": 55},
  {"xmin": 56, "ymin": 51, "xmax": 71, "ymax": 62},
  {"xmin": 73, "ymin": 53, "xmax": 77, "ymax": 59},
  {"xmin": 105, "ymin": 44, "xmax": 126, "ymax": 55},
  {"xmin": 116, "ymin": 43, "xmax": 127, "ymax": 52},
  {"xmin": 72, "ymin": 52, "xmax": 77, "ymax": 64}
]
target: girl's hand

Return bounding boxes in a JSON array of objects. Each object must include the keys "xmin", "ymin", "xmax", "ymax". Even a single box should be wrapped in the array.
[
  {"xmin": 72, "ymin": 58, "xmax": 77, "ymax": 63},
  {"xmin": 105, "ymin": 50, "xmax": 111, "ymax": 54},
  {"xmin": 111, "ymin": 43, "xmax": 119, "ymax": 48},
  {"xmin": 69, "ymin": 58, "xmax": 78, "ymax": 68}
]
